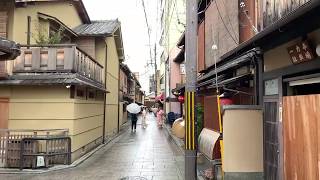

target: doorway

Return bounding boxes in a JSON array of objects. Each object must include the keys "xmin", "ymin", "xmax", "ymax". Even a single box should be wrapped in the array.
[{"xmin": 263, "ymin": 77, "xmax": 283, "ymax": 180}]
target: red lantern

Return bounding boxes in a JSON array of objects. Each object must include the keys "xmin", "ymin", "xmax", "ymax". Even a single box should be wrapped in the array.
[
  {"xmin": 178, "ymin": 95, "xmax": 185, "ymax": 103},
  {"xmin": 220, "ymin": 98, "xmax": 233, "ymax": 105}
]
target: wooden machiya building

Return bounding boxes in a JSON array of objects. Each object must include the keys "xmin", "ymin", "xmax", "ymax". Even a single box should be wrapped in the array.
[{"xmin": 197, "ymin": 0, "xmax": 320, "ymax": 179}]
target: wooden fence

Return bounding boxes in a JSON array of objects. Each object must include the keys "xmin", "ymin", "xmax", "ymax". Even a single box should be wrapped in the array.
[{"xmin": 0, "ymin": 129, "xmax": 69, "ymax": 168}]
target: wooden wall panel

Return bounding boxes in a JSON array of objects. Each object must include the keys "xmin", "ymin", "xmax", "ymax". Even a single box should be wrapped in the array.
[
  {"xmin": 262, "ymin": 0, "xmax": 311, "ymax": 29},
  {"xmin": 204, "ymin": 95, "xmax": 219, "ymax": 131},
  {"xmin": 75, "ymin": 37, "xmax": 96, "ymax": 59},
  {"xmin": 204, "ymin": 0, "xmax": 239, "ymax": 67},
  {"xmin": 283, "ymin": 95, "xmax": 320, "ymax": 180},
  {"xmin": 223, "ymin": 109, "xmax": 263, "ymax": 172},
  {"xmin": 0, "ymin": 11, "xmax": 7, "ymax": 38}
]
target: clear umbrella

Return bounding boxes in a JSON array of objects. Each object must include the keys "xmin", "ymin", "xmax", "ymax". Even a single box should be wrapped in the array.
[{"xmin": 126, "ymin": 103, "xmax": 141, "ymax": 114}]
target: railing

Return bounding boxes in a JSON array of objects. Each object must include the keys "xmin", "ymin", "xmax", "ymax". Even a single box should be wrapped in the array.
[
  {"xmin": 11, "ymin": 44, "xmax": 103, "ymax": 84},
  {"xmin": 0, "ymin": 129, "xmax": 69, "ymax": 168}
]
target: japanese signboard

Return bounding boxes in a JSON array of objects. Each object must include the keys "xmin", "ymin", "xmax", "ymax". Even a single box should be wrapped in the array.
[
  {"xmin": 287, "ymin": 41, "xmax": 315, "ymax": 64},
  {"xmin": 180, "ymin": 63, "xmax": 186, "ymax": 75}
]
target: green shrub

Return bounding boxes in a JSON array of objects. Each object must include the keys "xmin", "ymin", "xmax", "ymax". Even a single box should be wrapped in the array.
[{"xmin": 196, "ymin": 103, "xmax": 204, "ymax": 137}]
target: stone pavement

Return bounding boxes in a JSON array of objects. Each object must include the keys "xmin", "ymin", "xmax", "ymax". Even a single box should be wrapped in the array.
[{"xmin": 0, "ymin": 113, "xmax": 185, "ymax": 180}]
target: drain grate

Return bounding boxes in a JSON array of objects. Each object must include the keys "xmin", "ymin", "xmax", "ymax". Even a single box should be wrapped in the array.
[{"xmin": 119, "ymin": 176, "xmax": 148, "ymax": 180}]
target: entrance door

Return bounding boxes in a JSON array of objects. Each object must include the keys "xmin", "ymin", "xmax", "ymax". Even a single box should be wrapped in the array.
[
  {"xmin": 0, "ymin": 98, "xmax": 8, "ymax": 129},
  {"xmin": 263, "ymin": 98, "xmax": 280, "ymax": 180},
  {"xmin": 263, "ymin": 77, "xmax": 282, "ymax": 180}
]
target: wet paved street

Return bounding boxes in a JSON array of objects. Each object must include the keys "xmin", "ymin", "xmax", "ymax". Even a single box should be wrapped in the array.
[{"xmin": 1, "ymin": 113, "xmax": 184, "ymax": 180}]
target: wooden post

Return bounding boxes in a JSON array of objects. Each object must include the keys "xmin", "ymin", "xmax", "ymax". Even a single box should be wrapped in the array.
[{"xmin": 185, "ymin": 0, "xmax": 197, "ymax": 179}]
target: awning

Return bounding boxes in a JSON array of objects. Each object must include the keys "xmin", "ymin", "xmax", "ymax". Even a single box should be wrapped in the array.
[
  {"xmin": 0, "ymin": 73, "xmax": 106, "ymax": 92},
  {"xmin": 172, "ymin": 83, "xmax": 185, "ymax": 96},
  {"xmin": 197, "ymin": 74, "xmax": 226, "ymax": 88},
  {"xmin": 173, "ymin": 47, "xmax": 185, "ymax": 63},
  {"xmin": 0, "ymin": 37, "xmax": 20, "ymax": 60},
  {"xmin": 207, "ymin": 73, "xmax": 252, "ymax": 89},
  {"xmin": 198, "ymin": 49, "xmax": 259, "ymax": 82}
]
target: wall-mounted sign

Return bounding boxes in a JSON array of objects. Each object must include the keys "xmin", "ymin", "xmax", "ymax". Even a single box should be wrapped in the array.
[
  {"xmin": 287, "ymin": 41, "xmax": 315, "ymax": 64},
  {"xmin": 265, "ymin": 79, "xmax": 279, "ymax": 96},
  {"xmin": 36, "ymin": 156, "xmax": 45, "ymax": 167},
  {"xmin": 180, "ymin": 63, "xmax": 186, "ymax": 75}
]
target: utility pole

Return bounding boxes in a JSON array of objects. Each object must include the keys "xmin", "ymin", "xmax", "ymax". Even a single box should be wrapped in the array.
[
  {"xmin": 154, "ymin": 43, "xmax": 157, "ymax": 97},
  {"xmin": 185, "ymin": 0, "xmax": 197, "ymax": 179}
]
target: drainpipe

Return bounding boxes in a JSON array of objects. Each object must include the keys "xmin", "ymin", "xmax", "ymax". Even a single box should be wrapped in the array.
[
  {"xmin": 102, "ymin": 45, "xmax": 108, "ymax": 144},
  {"xmin": 117, "ymin": 62, "xmax": 120, "ymax": 133},
  {"xmin": 27, "ymin": 16, "xmax": 31, "ymax": 47},
  {"xmin": 253, "ymin": 48, "xmax": 263, "ymax": 105}
]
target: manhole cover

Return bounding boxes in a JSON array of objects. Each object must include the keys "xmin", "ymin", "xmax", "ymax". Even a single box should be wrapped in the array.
[{"xmin": 119, "ymin": 176, "xmax": 148, "ymax": 180}]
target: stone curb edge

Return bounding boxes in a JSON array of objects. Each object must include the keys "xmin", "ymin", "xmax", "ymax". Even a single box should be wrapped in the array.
[
  {"xmin": 163, "ymin": 124, "xmax": 185, "ymax": 155},
  {"xmin": 163, "ymin": 123, "xmax": 205, "ymax": 180}
]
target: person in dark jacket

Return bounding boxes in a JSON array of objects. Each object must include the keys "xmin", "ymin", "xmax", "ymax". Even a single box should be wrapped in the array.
[{"xmin": 131, "ymin": 113, "xmax": 138, "ymax": 132}]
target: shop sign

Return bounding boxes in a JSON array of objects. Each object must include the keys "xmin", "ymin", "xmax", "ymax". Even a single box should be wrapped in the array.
[
  {"xmin": 265, "ymin": 79, "xmax": 279, "ymax": 96},
  {"xmin": 287, "ymin": 41, "xmax": 315, "ymax": 64},
  {"xmin": 180, "ymin": 63, "xmax": 186, "ymax": 75}
]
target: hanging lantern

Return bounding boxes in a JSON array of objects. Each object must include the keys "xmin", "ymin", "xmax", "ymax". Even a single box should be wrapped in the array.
[
  {"xmin": 178, "ymin": 95, "xmax": 185, "ymax": 103},
  {"xmin": 220, "ymin": 98, "xmax": 233, "ymax": 105}
]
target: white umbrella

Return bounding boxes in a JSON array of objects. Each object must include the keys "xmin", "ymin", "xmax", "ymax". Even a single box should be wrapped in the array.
[{"xmin": 126, "ymin": 103, "xmax": 141, "ymax": 114}]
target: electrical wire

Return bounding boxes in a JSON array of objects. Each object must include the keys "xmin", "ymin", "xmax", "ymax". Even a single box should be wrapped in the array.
[
  {"xmin": 140, "ymin": 0, "xmax": 153, "ymax": 64},
  {"xmin": 220, "ymin": 0, "xmax": 239, "ymax": 40},
  {"xmin": 214, "ymin": 0, "xmax": 239, "ymax": 45}
]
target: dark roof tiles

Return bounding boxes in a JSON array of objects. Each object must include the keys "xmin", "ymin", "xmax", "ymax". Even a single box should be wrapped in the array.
[{"xmin": 73, "ymin": 20, "xmax": 120, "ymax": 36}]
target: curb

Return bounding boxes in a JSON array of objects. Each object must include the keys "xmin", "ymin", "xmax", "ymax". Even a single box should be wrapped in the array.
[
  {"xmin": 0, "ymin": 123, "xmax": 130, "ymax": 174},
  {"xmin": 163, "ymin": 123, "xmax": 205, "ymax": 180},
  {"xmin": 163, "ymin": 123, "xmax": 185, "ymax": 155}
]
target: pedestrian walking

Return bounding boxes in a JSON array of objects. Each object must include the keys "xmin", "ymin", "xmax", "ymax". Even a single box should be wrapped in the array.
[
  {"xmin": 157, "ymin": 106, "xmax": 164, "ymax": 128},
  {"xmin": 130, "ymin": 113, "xmax": 138, "ymax": 132},
  {"xmin": 126, "ymin": 102, "xmax": 141, "ymax": 133},
  {"xmin": 142, "ymin": 107, "xmax": 147, "ymax": 128}
]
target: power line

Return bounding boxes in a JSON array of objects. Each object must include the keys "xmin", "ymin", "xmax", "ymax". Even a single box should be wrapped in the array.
[
  {"xmin": 140, "ymin": 0, "xmax": 153, "ymax": 62},
  {"xmin": 221, "ymin": 0, "xmax": 239, "ymax": 40},
  {"xmin": 214, "ymin": 0, "xmax": 239, "ymax": 45}
]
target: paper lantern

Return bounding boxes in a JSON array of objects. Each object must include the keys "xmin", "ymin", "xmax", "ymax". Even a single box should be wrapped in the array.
[{"xmin": 178, "ymin": 95, "xmax": 185, "ymax": 103}]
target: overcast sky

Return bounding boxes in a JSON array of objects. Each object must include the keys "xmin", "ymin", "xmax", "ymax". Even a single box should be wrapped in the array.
[{"xmin": 82, "ymin": 0, "xmax": 159, "ymax": 92}]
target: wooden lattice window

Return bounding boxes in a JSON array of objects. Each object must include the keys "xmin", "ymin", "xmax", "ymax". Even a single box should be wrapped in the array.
[{"xmin": 0, "ymin": 11, "xmax": 7, "ymax": 38}]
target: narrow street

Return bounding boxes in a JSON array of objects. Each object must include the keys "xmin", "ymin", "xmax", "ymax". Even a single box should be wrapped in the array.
[{"xmin": 1, "ymin": 114, "xmax": 184, "ymax": 180}]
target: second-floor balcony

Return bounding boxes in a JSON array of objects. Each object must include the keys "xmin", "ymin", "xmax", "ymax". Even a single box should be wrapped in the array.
[{"xmin": 0, "ymin": 44, "xmax": 105, "ymax": 90}]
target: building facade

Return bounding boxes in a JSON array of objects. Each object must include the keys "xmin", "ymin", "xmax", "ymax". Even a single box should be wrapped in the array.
[
  {"xmin": 194, "ymin": 0, "xmax": 319, "ymax": 179},
  {"xmin": 159, "ymin": 0, "xmax": 186, "ymax": 114},
  {"xmin": 0, "ymin": 0, "xmax": 124, "ymax": 163}
]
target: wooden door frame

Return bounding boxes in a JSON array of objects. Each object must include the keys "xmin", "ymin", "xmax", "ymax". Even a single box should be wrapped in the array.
[{"xmin": 263, "ymin": 76, "xmax": 283, "ymax": 180}]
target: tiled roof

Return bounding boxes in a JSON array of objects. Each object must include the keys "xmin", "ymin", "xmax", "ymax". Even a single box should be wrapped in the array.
[
  {"xmin": 0, "ymin": 37, "xmax": 20, "ymax": 60},
  {"xmin": 73, "ymin": 20, "xmax": 120, "ymax": 36},
  {"xmin": 0, "ymin": 74, "xmax": 106, "ymax": 91}
]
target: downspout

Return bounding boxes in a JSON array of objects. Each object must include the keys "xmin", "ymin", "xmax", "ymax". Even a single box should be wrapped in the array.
[
  {"xmin": 102, "ymin": 44, "xmax": 108, "ymax": 144},
  {"xmin": 117, "ymin": 62, "xmax": 120, "ymax": 133},
  {"xmin": 258, "ymin": 53, "xmax": 264, "ymax": 106},
  {"xmin": 27, "ymin": 16, "xmax": 31, "ymax": 47},
  {"xmin": 253, "ymin": 48, "xmax": 263, "ymax": 105}
]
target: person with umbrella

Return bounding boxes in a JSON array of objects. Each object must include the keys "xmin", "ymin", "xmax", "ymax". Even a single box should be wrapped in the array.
[{"xmin": 126, "ymin": 103, "xmax": 141, "ymax": 132}]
